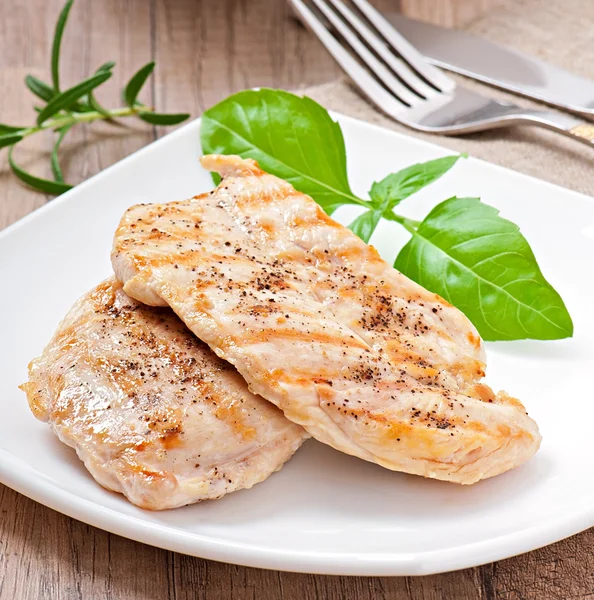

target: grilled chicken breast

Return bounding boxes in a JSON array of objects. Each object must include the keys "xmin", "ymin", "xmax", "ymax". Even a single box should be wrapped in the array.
[
  {"xmin": 21, "ymin": 278, "xmax": 306, "ymax": 509},
  {"xmin": 112, "ymin": 154, "xmax": 541, "ymax": 484}
]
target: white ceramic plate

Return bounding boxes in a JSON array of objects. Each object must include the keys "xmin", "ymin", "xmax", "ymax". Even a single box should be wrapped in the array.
[{"xmin": 1, "ymin": 114, "xmax": 593, "ymax": 576}]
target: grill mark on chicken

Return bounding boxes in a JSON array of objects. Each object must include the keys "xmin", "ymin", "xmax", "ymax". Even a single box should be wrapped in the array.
[
  {"xmin": 112, "ymin": 154, "xmax": 541, "ymax": 484},
  {"xmin": 21, "ymin": 278, "xmax": 307, "ymax": 509}
]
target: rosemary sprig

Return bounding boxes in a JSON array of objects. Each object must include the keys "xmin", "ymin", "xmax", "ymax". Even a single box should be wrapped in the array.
[{"xmin": 1, "ymin": 0, "xmax": 190, "ymax": 196}]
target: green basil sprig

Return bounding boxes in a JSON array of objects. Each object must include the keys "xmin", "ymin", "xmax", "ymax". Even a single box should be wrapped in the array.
[{"xmin": 200, "ymin": 88, "xmax": 572, "ymax": 342}]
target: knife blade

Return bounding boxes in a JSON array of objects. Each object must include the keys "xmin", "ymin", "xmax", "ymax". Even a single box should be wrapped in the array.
[{"xmin": 386, "ymin": 13, "xmax": 594, "ymax": 119}]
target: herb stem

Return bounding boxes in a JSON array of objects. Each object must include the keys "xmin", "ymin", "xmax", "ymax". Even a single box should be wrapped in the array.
[
  {"xmin": 18, "ymin": 105, "xmax": 147, "ymax": 140},
  {"xmin": 386, "ymin": 212, "xmax": 421, "ymax": 233}
]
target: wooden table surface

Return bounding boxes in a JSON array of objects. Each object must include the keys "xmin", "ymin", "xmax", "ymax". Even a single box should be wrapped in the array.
[{"xmin": 1, "ymin": 1, "xmax": 593, "ymax": 598}]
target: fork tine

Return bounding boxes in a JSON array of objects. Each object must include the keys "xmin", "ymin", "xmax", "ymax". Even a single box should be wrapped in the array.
[
  {"xmin": 351, "ymin": 0, "xmax": 455, "ymax": 93},
  {"xmin": 288, "ymin": 0, "xmax": 411, "ymax": 120},
  {"xmin": 326, "ymin": 0, "xmax": 437, "ymax": 100},
  {"xmin": 310, "ymin": 0, "xmax": 421, "ymax": 106}
]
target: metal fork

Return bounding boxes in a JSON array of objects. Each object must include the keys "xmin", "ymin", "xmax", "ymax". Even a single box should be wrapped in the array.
[{"xmin": 288, "ymin": 0, "xmax": 594, "ymax": 146}]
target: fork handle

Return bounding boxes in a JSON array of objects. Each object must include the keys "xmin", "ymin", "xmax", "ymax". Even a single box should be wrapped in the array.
[{"xmin": 508, "ymin": 111, "xmax": 594, "ymax": 146}]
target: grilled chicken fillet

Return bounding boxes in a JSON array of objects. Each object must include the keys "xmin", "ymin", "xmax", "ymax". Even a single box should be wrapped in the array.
[
  {"xmin": 112, "ymin": 154, "xmax": 541, "ymax": 484},
  {"xmin": 21, "ymin": 278, "xmax": 306, "ymax": 509}
]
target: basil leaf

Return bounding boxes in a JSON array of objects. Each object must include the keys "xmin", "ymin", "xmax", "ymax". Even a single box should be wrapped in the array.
[
  {"xmin": 200, "ymin": 89, "xmax": 365, "ymax": 214},
  {"xmin": 321, "ymin": 199, "xmax": 355, "ymax": 217},
  {"xmin": 25, "ymin": 75, "xmax": 55, "ymax": 102},
  {"xmin": 370, "ymin": 155, "xmax": 464, "ymax": 210},
  {"xmin": 51, "ymin": 0, "xmax": 74, "ymax": 92},
  {"xmin": 9, "ymin": 147, "xmax": 73, "ymax": 195},
  {"xmin": 124, "ymin": 62, "xmax": 155, "ymax": 108},
  {"xmin": 394, "ymin": 197, "xmax": 573, "ymax": 341},
  {"xmin": 348, "ymin": 209, "xmax": 381, "ymax": 243},
  {"xmin": 348, "ymin": 174, "xmax": 395, "ymax": 242},
  {"xmin": 138, "ymin": 112, "xmax": 190, "ymax": 125},
  {"xmin": 37, "ymin": 71, "xmax": 112, "ymax": 125},
  {"xmin": 0, "ymin": 133, "xmax": 23, "ymax": 149},
  {"xmin": 50, "ymin": 124, "xmax": 72, "ymax": 182}
]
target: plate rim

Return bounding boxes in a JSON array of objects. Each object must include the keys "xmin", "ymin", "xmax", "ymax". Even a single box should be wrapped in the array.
[
  {"xmin": 1, "ymin": 112, "xmax": 592, "ymax": 576},
  {"xmin": 3, "ymin": 444, "xmax": 593, "ymax": 576}
]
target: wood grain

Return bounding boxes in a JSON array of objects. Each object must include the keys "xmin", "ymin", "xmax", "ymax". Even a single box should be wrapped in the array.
[
  {"xmin": 0, "ymin": 1, "xmax": 591, "ymax": 599},
  {"xmin": 401, "ymin": 0, "xmax": 503, "ymax": 28}
]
